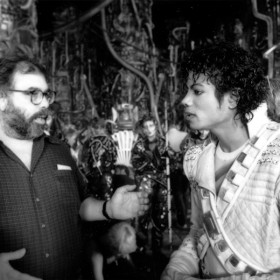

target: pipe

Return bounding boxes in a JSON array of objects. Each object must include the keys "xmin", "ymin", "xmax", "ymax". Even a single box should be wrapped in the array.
[
  {"xmin": 39, "ymin": 0, "xmax": 114, "ymax": 39},
  {"xmin": 20, "ymin": 0, "xmax": 33, "ymax": 10},
  {"xmin": 263, "ymin": 44, "xmax": 279, "ymax": 58},
  {"xmin": 252, "ymin": 0, "xmax": 274, "ymax": 78},
  {"xmin": 101, "ymin": 8, "xmax": 162, "ymax": 135}
]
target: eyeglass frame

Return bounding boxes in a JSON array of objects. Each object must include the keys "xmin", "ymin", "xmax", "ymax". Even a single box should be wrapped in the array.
[{"xmin": 7, "ymin": 88, "xmax": 56, "ymax": 105}]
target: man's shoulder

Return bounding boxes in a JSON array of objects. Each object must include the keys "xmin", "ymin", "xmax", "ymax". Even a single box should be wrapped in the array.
[
  {"xmin": 250, "ymin": 121, "xmax": 280, "ymax": 149},
  {"xmin": 132, "ymin": 136, "xmax": 145, "ymax": 147},
  {"xmin": 182, "ymin": 140, "xmax": 213, "ymax": 179},
  {"xmin": 184, "ymin": 143, "xmax": 206, "ymax": 162}
]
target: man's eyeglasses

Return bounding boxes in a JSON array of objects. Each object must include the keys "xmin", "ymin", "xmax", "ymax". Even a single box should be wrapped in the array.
[{"xmin": 8, "ymin": 88, "xmax": 56, "ymax": 105}]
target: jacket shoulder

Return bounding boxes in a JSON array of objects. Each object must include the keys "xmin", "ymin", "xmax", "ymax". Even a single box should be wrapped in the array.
[{"xmin": 183, "ymin": 144, "xmax": 206, "ymax": 179}]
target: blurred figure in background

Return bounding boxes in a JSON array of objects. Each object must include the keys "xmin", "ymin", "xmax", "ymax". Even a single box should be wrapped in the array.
[{"xmin": 131, "ymin": 115, "xmax": 169, "ymax": 253}]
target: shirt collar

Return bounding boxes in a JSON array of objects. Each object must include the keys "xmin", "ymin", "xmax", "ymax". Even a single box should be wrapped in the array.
[
  {"xmin": 247, "ymin": 102, "xmax": 270, "ymax": 138},
  {"xmin": 35, "ymin": 133, "xmax": 62, "ymax": 145}
]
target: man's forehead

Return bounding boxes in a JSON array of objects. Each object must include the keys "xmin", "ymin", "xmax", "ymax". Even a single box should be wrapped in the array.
[
  {"xmin": 187, "ymin": 72, "xmax": 211, "ymax": 85},
  {"xmin": 13, "ymin": 70, "xmax": 44, "ymax": 79},
  {"xmin": 143, "ymin": 120, "xmax": 155, "ymax": 126},
  {"xmin": 12, "ymin": 71, "xmax": 47, "ymax": 86}
]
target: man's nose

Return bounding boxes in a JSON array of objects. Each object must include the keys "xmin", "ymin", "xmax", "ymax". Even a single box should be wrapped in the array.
[
  {"xmin": 181, "ymin": 92, "xmax": 192, "ymax": 106},
  {"xmin": 39, "ymin": 96, "xmax": 50, "ymax": 108}
]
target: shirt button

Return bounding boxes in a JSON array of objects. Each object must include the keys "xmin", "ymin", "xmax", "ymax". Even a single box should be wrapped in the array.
[
  {"xmin": 41, "ymin": 224, "xmax": 46, "ymax": 228},
  {"xmin": 35, "ymin": 198, "xmax": 40, "ymax": 202},
  {"xmin": 45, "ymin": 253, "xmax": 50, "ymax": 258}
]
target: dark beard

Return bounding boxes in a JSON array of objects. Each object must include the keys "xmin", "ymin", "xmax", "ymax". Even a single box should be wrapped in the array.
[{"xmin": 2, "ymin": 101, "xmax": 51, "ymax": 140}]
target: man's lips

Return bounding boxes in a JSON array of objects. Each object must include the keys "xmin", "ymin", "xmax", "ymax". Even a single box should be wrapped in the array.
[
  {"xmin": 34, "ymin": 115, "xmax": 48, "ymax": 124},
  {"xmin": 31, "ymin": 109, "xmax": 53, "ymax": 122},
  {"xmin": 185, "ymin": 111, "xmax": 195, "ymax": 118}
]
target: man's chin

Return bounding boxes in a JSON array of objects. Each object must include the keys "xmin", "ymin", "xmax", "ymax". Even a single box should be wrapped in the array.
[
  {"xmin": 16, "ymin": 131, "xmax": 44, "ymax": 140},
  {"xmin": 32, "ymin": 127, "xmax": 46, "ymax": 138},
  {"xmin": 25, "ymin": 124, "xmax": 46, "ymax": 139}
]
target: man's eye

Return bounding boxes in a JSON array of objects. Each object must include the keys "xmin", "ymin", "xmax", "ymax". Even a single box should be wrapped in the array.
[
  {"xmin": 194, "ymin": 89, "xmax": 203, "ymax": 95},
  {"xmin": 29, "ymin": 89, "xmax": 40, "ymax": 95}
]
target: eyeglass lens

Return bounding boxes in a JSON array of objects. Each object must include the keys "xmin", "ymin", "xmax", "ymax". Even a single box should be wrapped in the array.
[{"xmin": 31, "ymin": 89, "xmax": 55, "ymax": 105}]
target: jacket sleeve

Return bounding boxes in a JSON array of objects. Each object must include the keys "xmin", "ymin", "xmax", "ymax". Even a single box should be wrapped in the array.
[
  {"xmin": 162, "ymin": 187, "xmax": 280, "ymax": 280},
  {"xmin": 161, "ymin": 144, "xmax": 280, "ymax": 280},
  {"xmin": 209, "ymin": 273, "xmax": 280, "ymax": 280},
  {"xmin": 161, "ymin": 269, "xmax": 280, "ymax": 280},
  {"xmin": 131, "ymin": 140, "xmax": 152, "ymax": 170},
  {"xmin": 160, "ymin": 236, "xmax": 200, "ymax": 280}
]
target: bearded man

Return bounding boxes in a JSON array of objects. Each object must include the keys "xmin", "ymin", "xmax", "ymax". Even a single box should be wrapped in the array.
[{"xmin": 0, "ymin": 55, "xmax": 148, "ymax": 280}]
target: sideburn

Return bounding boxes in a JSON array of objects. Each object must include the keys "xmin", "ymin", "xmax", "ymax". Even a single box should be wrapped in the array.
[{"xmin": 3, "ymin": 99, "xmax": 45, "ymax": 139}]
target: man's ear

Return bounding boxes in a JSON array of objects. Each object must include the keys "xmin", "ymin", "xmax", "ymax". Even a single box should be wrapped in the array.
[{"xmin": 228, "ymin": 89, "xmax": 240, "ymax": 109}]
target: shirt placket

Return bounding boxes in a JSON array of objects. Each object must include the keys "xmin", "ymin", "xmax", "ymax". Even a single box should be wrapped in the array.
[{"xmin": 30, "ymin": 137, "xmax": 53, "ymax": 276}]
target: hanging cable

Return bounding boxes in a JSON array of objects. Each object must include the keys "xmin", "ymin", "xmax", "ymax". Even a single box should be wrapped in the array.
[
  {"xmin": 39, "ymin": 0, "xmax": 114, "ymax": 39},
  {"xmin": 101, "ymin": 7, "xmax": 163, "ymax": 135}
]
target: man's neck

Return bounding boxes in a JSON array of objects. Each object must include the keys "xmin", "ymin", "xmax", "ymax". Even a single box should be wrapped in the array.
[
  {"xmin": 0, "ymin": 130, "xmax": 33, "ymax": 170},
  {"xmin": 148, "ymin": 135, "xmax": 157, "ymax": 143},
  {"xmin": 213, "ymin": 121, "xmax": 249, "ymax": 153}
]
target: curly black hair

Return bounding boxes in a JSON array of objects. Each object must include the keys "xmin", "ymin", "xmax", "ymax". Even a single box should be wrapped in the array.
[
  {"xmin": 139, "ymin": 113, "xmax": 157, "ymax": 128},
  {"xmin": 183, "ymin": 42, "xmax": 269, "ymax": 124}
]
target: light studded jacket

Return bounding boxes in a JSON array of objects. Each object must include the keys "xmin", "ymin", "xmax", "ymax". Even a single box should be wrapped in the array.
[{"xmin": 162, "ymin": 121, "xmax": 280, "ymax": 280}]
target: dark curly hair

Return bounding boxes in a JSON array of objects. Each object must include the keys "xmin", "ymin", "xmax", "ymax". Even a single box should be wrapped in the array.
[
  {"xmin": 139, "ymin": 114, "xmax": 157, "ymax": 128},
  {"xmin": 0, "ymin": 54, "xmax": 49, "ymax": 97},
  {"xmin": 183, "ymin": 42, "xmax": 268, "ymax": 125}
]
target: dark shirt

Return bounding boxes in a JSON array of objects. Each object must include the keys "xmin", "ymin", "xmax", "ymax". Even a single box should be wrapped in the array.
[
  {"xmin": 0, "ymin": 134, "xmax": 88, "ymax": 280},
  {"xmin": 131, "ymin": 135, "xmax": 167, "ymax": 175}
]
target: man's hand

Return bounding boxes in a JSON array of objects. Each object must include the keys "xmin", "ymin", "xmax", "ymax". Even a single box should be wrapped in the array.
[
  {"xmin": 0, "ymin": 248, "xmax": 42, "ymax": 280},
  {"xmin": 107, "ymin": 185, "xmax": 149, "ymax": 219}
]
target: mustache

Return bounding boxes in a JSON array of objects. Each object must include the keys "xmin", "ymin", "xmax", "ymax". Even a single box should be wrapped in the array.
[{"xmin": 29, "ymin": 108, "xmax": 53, "ymax": 122}]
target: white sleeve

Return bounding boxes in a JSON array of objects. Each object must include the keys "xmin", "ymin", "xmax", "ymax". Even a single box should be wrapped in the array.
[{"xmin": 160, "ymin": 234, "xmax": 200, "ymax": 279}]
